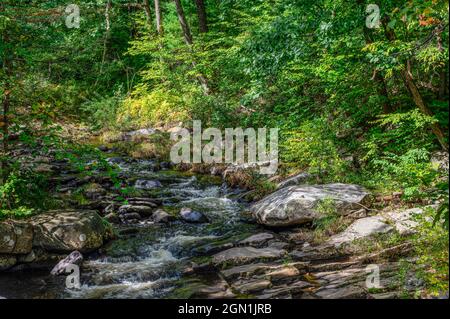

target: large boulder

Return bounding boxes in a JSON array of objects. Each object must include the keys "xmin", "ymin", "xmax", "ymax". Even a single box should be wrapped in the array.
[
  {"xmin": 0, "ymin": 220, "xmax": 33, "ymax": 254},
  {"xmin": 251, "ymin": 183, "xmax": 369, "ymax": 227},
  {"xmin": 31, "ymin": 210, "xmax": 110, "ymax": 253}
]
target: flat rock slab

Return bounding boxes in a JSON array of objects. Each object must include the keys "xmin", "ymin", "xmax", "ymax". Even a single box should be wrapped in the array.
[
  {"xmin": 251, "ymin": 183, "xmax": 369, "ymax": 227},
  {"xmin": 382, "ymin": 208, "xmax": 424, "ymax": 235},
  {"xmin": 327, "ymin": 216, "xmax": 393, "ymax": 247},
  {"xmin": 213, "ymin": 247, "xmax": 286, "ymax": 268},
  {"xmin": 232, "ymin": 279, "xmax": 271, "ymax": 294},
  {"xmin": 238, "ymin": 233, "xmax": 274, "ymax": 246}
]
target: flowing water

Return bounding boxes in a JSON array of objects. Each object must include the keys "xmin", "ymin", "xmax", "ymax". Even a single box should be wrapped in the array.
[{"xmin": 0, "ymin": 157, "xmax": 259, "ymax": 299}]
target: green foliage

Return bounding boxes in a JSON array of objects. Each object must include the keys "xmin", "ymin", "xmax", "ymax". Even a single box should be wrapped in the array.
[
  {"xmin": 281, "ymin": 119, "xmax": 346, "ymax": 179},
  {"xmin": 313, "ymin": 198, "xmax": 340, "ymax": 231},
  {"xmin": 363, "ymin": 110, "xmax": 437, "ymax": 160},
  {"xmin": 363, "ymin": 148, "xmax": 437, "ymax": 198},
  {"xmin": 0, "ymin": 167, "xmax": 49, "ymax": 211},
  {"xmin": 0, "ymin": 207, "xmax": 35, "ymax": 221},
  {"xmin": 414, "ymin": 207, "xmax": 449, "ymax": 296}
]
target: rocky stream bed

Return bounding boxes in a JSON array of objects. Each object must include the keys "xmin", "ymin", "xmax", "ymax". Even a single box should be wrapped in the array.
[{"xmin": 0, "ymin": 143, "xmax": 431, "ymax": 299}]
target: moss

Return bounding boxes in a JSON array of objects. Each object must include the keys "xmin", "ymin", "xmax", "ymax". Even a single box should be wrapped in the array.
[
  {"xmin": 190, "ymin": 255, "xmax": 213, "ymax": 265},
  {"xmin": 197, "ymin": 174, "xmax": 223, "ymax": 186},
  {"xmin": 161, "ymin": 206, "xmax": 180, "ymax": 218}
]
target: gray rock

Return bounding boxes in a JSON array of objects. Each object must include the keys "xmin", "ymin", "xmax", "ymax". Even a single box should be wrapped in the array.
[
  {"xmin": 51, "ymin": 251, "xmax": 83, "ymax": 275},
  {"xmin": 221, "ymin": 263, "xmax": 273, "ymax": 280},
  {"xmin": 213, "ymin": 247, "xmax": 286, "ymax": 267},
  {"xmin": 265, "ymin": 266, "xmax": 300, "ymax": 281},
  {"xmin": 251, "ymin": 183, "xmax": 369, "ymax": 227},
  {"xmin": 104, "ymin": 212, "xmax": 120, "ymax": 224},
  {"xmin": 232, "ymin": 279, "xmax": 271, "ymax": 294},
  {"xmin": 123, "ymin": 128, "xmax": 156, "ymax": 141},
  {"xmin": 277, "ymin": 172, "xmax": 313, "ymax": 189},
  {"xmin": 118, "ymin": 205, "xmax": 153, "ymax": 217},
  {"xmin": 0, "ymin": 220, "xmax": 33, "ymax": 254},
  {"xmin": 134, "ymin": 179, "xmax": 162, "ymax": 190},
  {"xmin": 84, "ymin": 183, "xmax": 107, "ymax": 200},
  {"xmin": 382, "ymin": 208, "xmax": 423, "ymax": 235},
  {"xmin": 327, "ymin": 216, "xmax": 393, "ymax": 247},
  {"xmin": 431, "ymin": 151, "xmax": 449, "ymax": 173},
  {"xmin": 315, "ymin": 286, "xmax": 367, "ymax": 299},
  {"xmin": 31, "ymin": 210, "xmax": 110, "ymax": 253},
  {"xmin": 180, "ymin": 208, "xmax": 208, "ymax": 223},
  {"xmin": 104, "ymin": 203, "xmax": 119, "ymax": 215},
  {"xmin": 152, "ymin": 209, "xmax": 174, "ymax": 223},
  {"xmin": 121, "ymin": 213, "xmax": 142, "ymax": 221},
  {"xmin": 238, "ymin": 233, "xmax": 274, "ymax": 246}
]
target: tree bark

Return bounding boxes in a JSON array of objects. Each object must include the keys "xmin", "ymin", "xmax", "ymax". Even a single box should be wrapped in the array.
[
  {"xmin": 100, "ymin": 0, "xmax": 112, "ymax": 76},
  {"xmin": 382, "ymin": 17, "xmax": 448, "ymax": 151},
  {"xmin": 195, "ymin": 0, "xmax": 208, "ymax": 33},
  {"xmin": 173, "ymin": 0, "xmax": 193, "ymax": 45},
  {"xmin": 154, "ymin": 0, "xmax": 164, "ymax": 36},
  {"xmin": 143, "ymin": 0, "xmax": 153, "ymax": 30},
  {"xmin": 436, "ymin": 27, "xmax": 448, "ymax": 100},
  {"xmin": 173, "ymin": 0, "xmax": 210, "ymax": 94}
]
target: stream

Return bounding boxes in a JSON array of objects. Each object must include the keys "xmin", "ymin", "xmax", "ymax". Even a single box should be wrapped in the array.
[{"xmin": 0, "ymin": 156, "xmax": 260, "ymax": 299}]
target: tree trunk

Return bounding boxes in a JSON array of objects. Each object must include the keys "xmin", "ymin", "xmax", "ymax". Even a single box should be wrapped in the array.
[
  {"xmin": 173, "ymin": 0, "xmax": 193, "ymax": 45},
  {"xmin": 436, "ymin": 27, "xmax": 448, "ymax": 100},
  {"xmin": 382, "ymin": 17, "xmax": 448, "ymax": 151},
  {"xmin": 402, "ymin": 69, "xmax": 448, "ymax": 151},
  {"xmin": 173, "ymin": 0, "xmax": 210, "ymax": 94},
  {"xmin": 99, "ymin": 0, "xmax": 112, "ymax": 76},
  {"xmin": 143, "ymin": 0, "xmax": 153, "ymax": 30},
  {"xmin": 154, "ymin": 0, "xmax": 164, "ymax": 36},
  {"xmin": 195, "ymin": 0, "xmax": 208, "ymax": 33}
]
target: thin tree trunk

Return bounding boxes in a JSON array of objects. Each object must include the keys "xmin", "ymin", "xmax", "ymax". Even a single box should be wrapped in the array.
[
  {"xmin": 143, "ymin": 0, "xmax": 153, "ymax": 30},
  {"xmin": 100, "ymin": 0, "xmax": 112, "ymax": 74},
  {"xmin": 195, "ymin": 0, "xmax": 208, "ymax": 33},
  {"xmin": 382, "ymin": 18, "xmax": 448, "ymax": 151},
  {"xmin": 154, "ymin": 0, "xmax": 163, "ymax": 36},
  {"xmin": 436, "ymin": 27, "xmax": 448, "ymax": 100},
  {"xmin": 173, "ymin": 0, "xmax": 210, "ymax": 94},
  {"xmin": 173, "ymin": 0, "xmax": 193, "ymax": 45}
]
